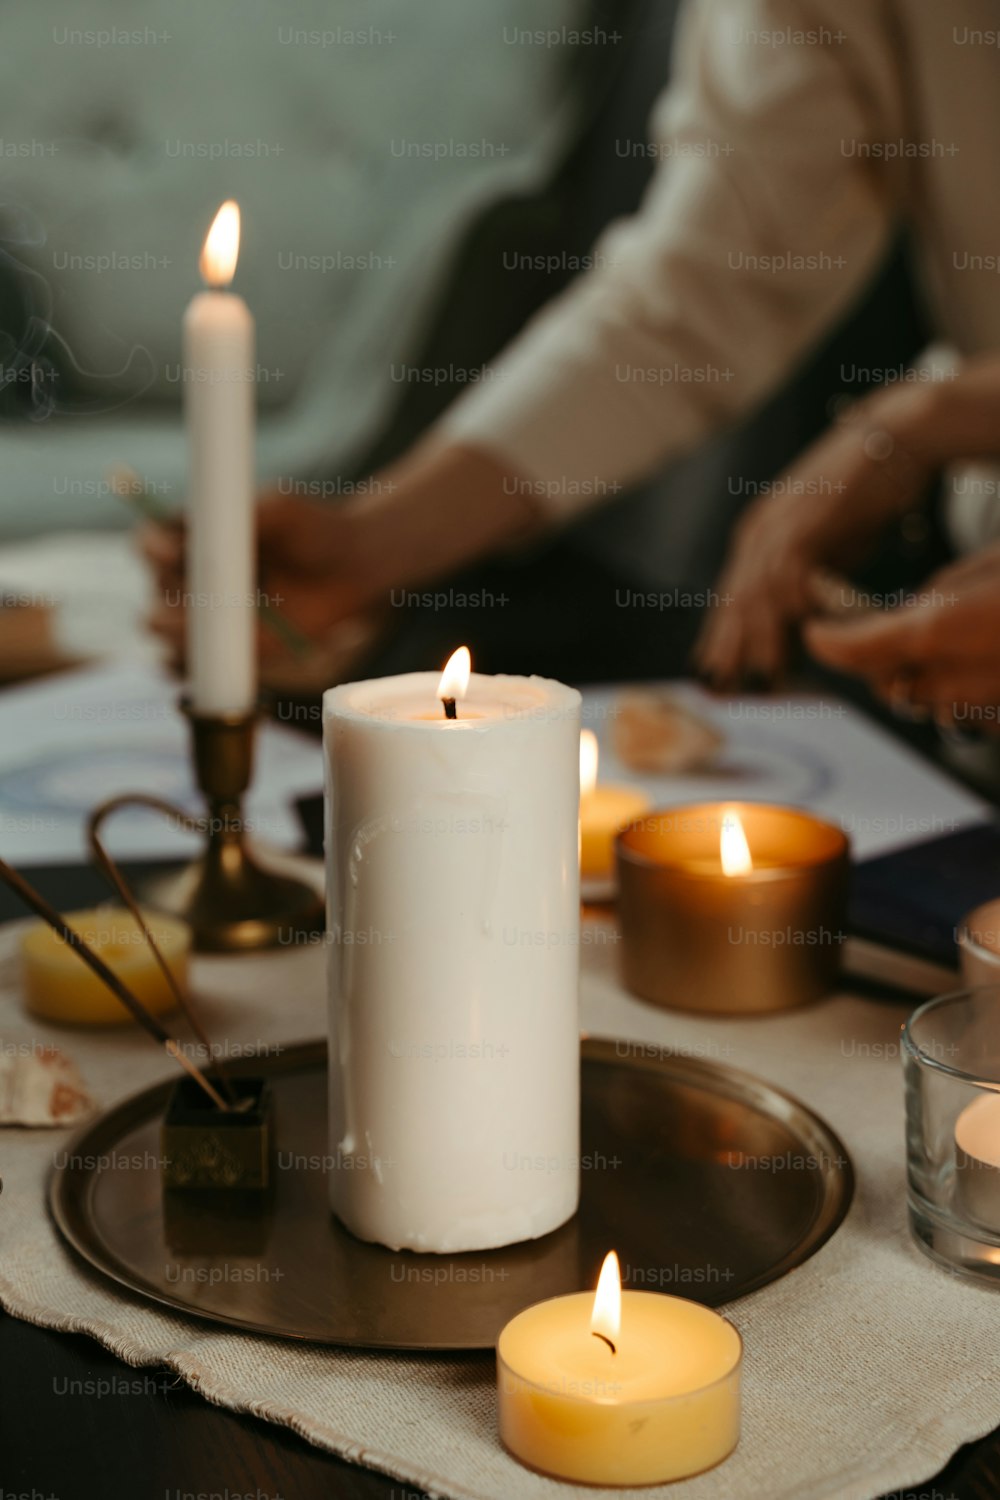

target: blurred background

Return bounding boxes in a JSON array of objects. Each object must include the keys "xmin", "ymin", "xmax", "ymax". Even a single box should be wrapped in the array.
[{"xmin": 0, "ymin": 0, "xmax": 930, "ymax": 678}]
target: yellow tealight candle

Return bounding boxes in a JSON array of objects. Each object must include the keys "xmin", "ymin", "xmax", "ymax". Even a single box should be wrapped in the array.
[
  {"xmin": 497, "ymin": 1251, "xmax": 742, "ymax": 1486},
  {"xmin": 579, "ymin": 731, "xmax": 650, "ymax": 884},
  {"xmin": 21, "ymin": 907, "xmax": 190, "ymax": 1025}
]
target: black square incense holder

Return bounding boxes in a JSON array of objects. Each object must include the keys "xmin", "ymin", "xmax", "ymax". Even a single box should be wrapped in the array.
[{"xmin": 162, "ymin": 1076, "xmax": 272, "ymax": 1190}]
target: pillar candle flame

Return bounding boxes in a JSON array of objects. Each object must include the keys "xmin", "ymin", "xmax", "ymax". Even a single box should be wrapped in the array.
[
  {"xmin": 437, "ymin": 646, "xmax": 471, "ymax": 706},
  {"xmin": 579, "ymin": 729, "xmax": 599, "ymax": 798},
  {"xmin": 199, "ymin": 200, "xmax": 241, "ymax": 288},
  {"xmin": 590, "ymin": 1249, "xmax": 622, "ymax": 1351},
  {"xmin": 720, "ymin": 808, "xmax": 753, "ymax": 877}
]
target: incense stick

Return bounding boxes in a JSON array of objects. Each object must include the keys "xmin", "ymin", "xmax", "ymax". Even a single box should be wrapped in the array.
[
  {"xmin": 0, "ymin": 856, "xmax": 229, "ymax": 1111},
  {"xmin": 86, "ymin": 794, "xmax": 238, "ymax": 1105}
]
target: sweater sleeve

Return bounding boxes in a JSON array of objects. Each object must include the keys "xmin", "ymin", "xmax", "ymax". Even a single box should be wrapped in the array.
[{"xmin": 437, "ymin": 0, "xmax": 905, "ymax": 520}]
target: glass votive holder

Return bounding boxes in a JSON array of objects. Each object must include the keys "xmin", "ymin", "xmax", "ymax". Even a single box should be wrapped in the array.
[{"xmin": 904, "ymin": 987, "xmax": 1000, "ymax": 1285}]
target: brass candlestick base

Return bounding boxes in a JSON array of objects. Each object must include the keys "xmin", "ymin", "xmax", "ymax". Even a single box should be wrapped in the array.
[{"xmin": 143, "ymin": 702, "xmax": 324, "ymax": 953}]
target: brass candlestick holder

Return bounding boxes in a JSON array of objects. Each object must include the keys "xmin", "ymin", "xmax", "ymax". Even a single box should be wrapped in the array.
[{"xmin": 141, "ymin": 701, "xmax": 324, "ymax": 953}]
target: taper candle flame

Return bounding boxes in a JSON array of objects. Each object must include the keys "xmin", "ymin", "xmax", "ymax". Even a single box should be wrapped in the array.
[
  {"xmin": 720, "ymin": 808, "xmax": 753, "ymax": 877},
  {"xmin": 590, "ymin": 1249, "xmax": 621, "ymax": 1354},
  {"xmin": 579, "ymin": 729, "xmax": 599, "ymax": 798},
  {"xmin": 199, "ymin": 200, "xmax": 241, "ymax": 288},
  {"xmin": 437, "ymin": 646, "xmax": 471, "ymax": 719}
]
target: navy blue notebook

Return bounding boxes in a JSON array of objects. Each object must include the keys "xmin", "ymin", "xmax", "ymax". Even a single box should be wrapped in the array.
[{"xmin": 849, "ymin": 821, "xmax": 1000, "ymax": 969}]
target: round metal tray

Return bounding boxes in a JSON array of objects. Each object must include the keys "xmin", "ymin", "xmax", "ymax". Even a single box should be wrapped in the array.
[{"xmin": 49, "ymin": 1037, "xmax": 852, "ymax": 1350}]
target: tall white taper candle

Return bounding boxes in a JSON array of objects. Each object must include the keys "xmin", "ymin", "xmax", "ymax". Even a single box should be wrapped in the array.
[{"xmin": 184, "ymin": 200, "xmax": 256, "ymax": 715}]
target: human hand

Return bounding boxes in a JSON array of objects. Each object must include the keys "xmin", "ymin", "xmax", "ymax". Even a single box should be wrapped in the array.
[
  {"xmin": 140, "ymin": 490, "xmax": 374, "ymax": 675},
  {"xmin": 695, "ymin": 357, "xmax": 1000, "ymax": 690},
  {"xmin": 805, "ymin": 543, "xmax": 1000, "ymax": 732},
  {"xmin": 140, "ymin": 441, "xmax": 542, "ymax": 676}
]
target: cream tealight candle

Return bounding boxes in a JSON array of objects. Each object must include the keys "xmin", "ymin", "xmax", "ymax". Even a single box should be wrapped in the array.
[
  {"xmin": 185, "ymin": 200, "xmax": 256, "ymax": 715},
  {"xmin": 578, "ymin": 730, "xmax": 649, "ymax": 884},
  {"xmin": 323, "ymin": 652, "xmax": 581, "ymax": 1253},
  {"xmin": 498, "ymin": 1251, "xmax": 742, "ymax": 1486},
  {"xmin": 955, "ymin": 1091, "xmax": 1000, "ymax": 1231}
]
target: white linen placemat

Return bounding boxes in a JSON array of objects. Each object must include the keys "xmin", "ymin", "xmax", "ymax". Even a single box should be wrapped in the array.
[{"xmin": 1, "ymin": 918, "xmax": 999, "ymax": 1500}]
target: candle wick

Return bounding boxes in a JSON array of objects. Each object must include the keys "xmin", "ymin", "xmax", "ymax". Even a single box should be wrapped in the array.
[
  {"xmin": 592, "ymin": 1332, "xmax": 616, "ymax": 1356},
  {"xmin": 443, "ymin": 698, "xmax": 457, "ymax": 721}
]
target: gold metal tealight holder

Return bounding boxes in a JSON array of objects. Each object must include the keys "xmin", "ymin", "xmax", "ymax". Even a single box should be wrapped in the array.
[
  {"xmin": 616, "ymin": 802, "xmax": 850, "ymax": 1015},
  {"xmin": 138, "ymin": 700, "xmax": 323, "ymax": 953}
]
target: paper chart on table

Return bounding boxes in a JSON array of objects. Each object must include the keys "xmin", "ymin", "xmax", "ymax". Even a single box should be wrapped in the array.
[
  {"xmin": 0, "ymin": 666, "xmax": 987, "ymax": 867},
  {"xmin": 580, "ymin": 682, "xmax": 991, "ymax": 861},
  {"xmin": 0, "ymin": 661, "xmax": 322, "ymax": 865}
]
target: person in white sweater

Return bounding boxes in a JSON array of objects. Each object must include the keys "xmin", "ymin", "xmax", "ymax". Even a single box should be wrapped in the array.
[{"xmin": 147, "ymin": 0, "xmax": 1000, "ymax": 719}]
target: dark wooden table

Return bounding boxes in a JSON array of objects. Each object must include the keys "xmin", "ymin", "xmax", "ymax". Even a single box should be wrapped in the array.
[{"xmin": 2, "ymin": 859, "xmax": 1000, "ymax": 1500}]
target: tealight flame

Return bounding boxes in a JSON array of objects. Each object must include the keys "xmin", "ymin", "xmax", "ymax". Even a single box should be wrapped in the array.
[
  {"xmin": 590, "ymin": 1250, "xmax": 621, "ymax": 1352},
  {"xmin": 720, "ymin": 808, "xmax": 753, "ymax": 877},
  {"xmin": 579, "ymin": 729, "xmax": 599, "ymax": 799},
  {"xmin": 199, "ymin": 200, "xmax": 241, "ymax": 288},
  {"xmin": 437, "ymin": 645, "xmax": 471, "ymax": 704}
]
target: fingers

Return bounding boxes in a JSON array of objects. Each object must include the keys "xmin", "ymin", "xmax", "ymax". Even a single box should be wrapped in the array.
[
  {"xmin": 896, "ymin": 357, "xmax": 1000, "ymax": 467},
  {"xmin": 867, "ymin": 665, "xmax": 1000, "ymax": 733},
  {"xmin": 809, "ymin": 571, "xmax": 1000, "ymax": 674},
  {"xmin": 144, "ymin": 600, "xmax": 186, "ymax": 674},
  {"xmin": 919, "ymin": 542, "xmax": 1000, "ymax": 599},
  {"xmin": 255, "ymin": 490, "xmax": 333, "ymax": 571},
  {"xmin": 694, "ymin": 599, "xmax": 744, "ymax": 689},
  {"xmin": 807, "ymin": 583, "xmax": 1000, "ymax": 734},
  {"xmin": 696, "ymin": 543, "xmax": 810, "ymax": 690},
  {"xmin": 804, "ymin": 606, "xmax": 935, "ymax": 678},
  {"xmin": 880, "ymin": 644, "xmax": 1000, "ymax": 711},
  {"xmin": 137, "ymin": 522, "xmax": 185, "ymax": 665},
  {"xmin": 740, "ymin": 596, "xmax": 789, "ymax": 687},
  {"xmin": 255, "ymin": 489, "xmax": 295, "ymax": 540},
  {"xmin": 136, "ymin": 519, "xmax": 182, "ymax": 571},
  {"xmin": 694, "ymin": 598, "xmax": 790, "ymax": 692}
]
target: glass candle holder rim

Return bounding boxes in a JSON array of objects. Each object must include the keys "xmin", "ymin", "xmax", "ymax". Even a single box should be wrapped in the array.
[
  {"xmin": 496, "ymin": 1290, "xmax": 743, "ymax": 1408},
  {"xmin": 903, "ymin": 985, "xmax": 1000, "ymax": 1088},
  {"xmin": 615, "ymin": 800, "xmax": 849, "ymax": 878}
]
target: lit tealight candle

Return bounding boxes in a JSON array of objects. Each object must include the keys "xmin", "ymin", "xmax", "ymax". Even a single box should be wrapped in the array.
[
  {"xmin": 578, "ymin": 730, "xmax": 650, "ymax": 885},
  {"xmin": 497, "ymin": 1250, "xmax": 742, "ymax": 1486},
  {"xmin": 955, "ymin": 1091, "xmax": 1000, "ymax": 1231},
  {"xmin": 616, "ymin": 802, "xmax": 850, "ymax": 1013},
  {"xmin": 21, "ymin": 908, "xmax": 190, "ymax": 1025}
]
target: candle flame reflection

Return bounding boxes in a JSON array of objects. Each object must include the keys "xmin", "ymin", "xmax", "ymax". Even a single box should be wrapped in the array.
[
  {"xmin": 591, "ymin": 1250, "xmax": 622, "ymax": 1347},
  {"xmin": 200, "ymin": 200, "xmax": 241, "ymax": 287},
  {"xmin": 437, "ymin": 645, "xmax": 471, "ymax": 703},
  {"xmin": 579, "ymin": 730, "xmax": 599, "ymax": 798},
  {"xmin": 720, "ymin": 808, "xmax": 753, "ymax": 877}
]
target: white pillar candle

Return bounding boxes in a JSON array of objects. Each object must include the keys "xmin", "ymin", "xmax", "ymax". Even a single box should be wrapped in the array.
[
  {"xmin": 323, "ymin": 658, "xmax": 582, "ymax": 1253},
  {"xmin": 184, "ymin": 200, "xmax": 256, "ymax": 715}
]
